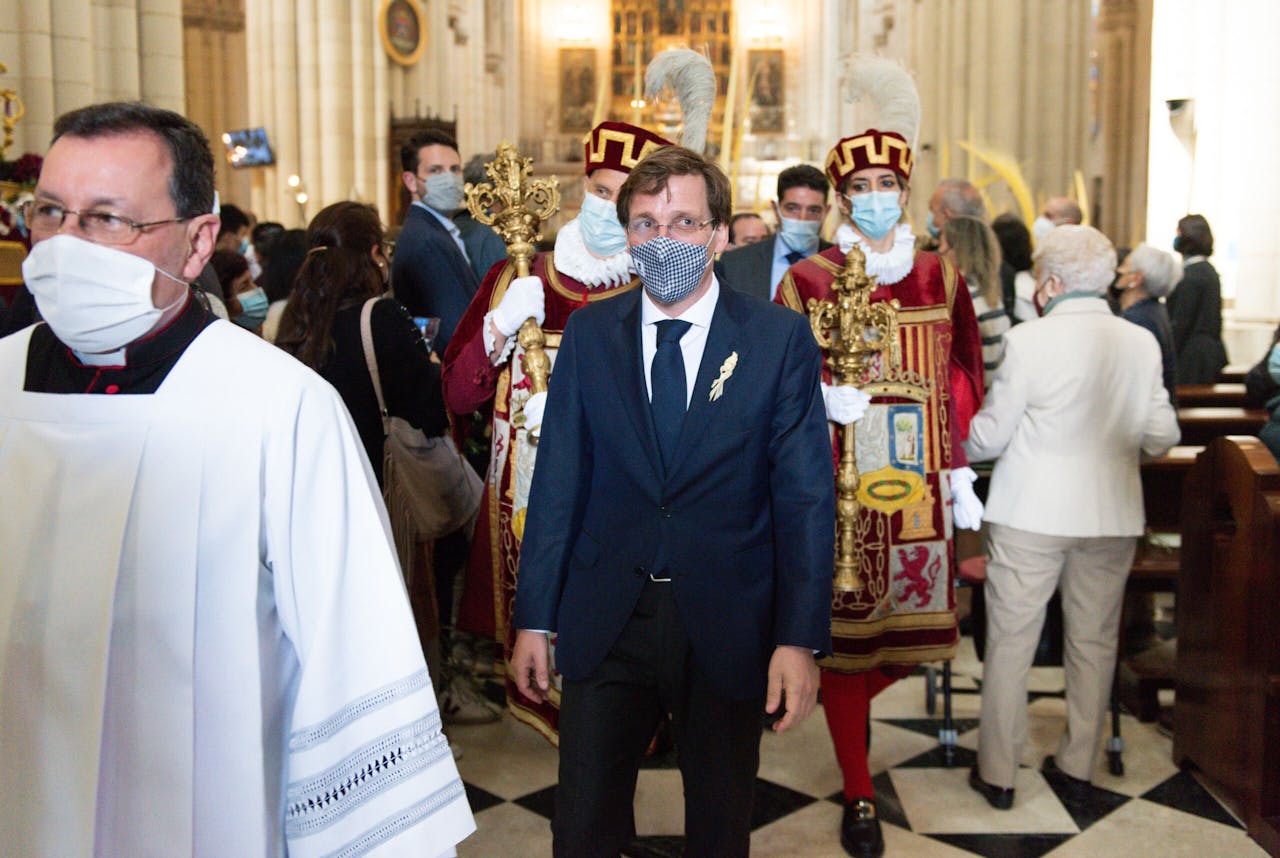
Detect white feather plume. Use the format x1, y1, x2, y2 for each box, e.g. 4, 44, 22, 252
841, 55, 920, 149
644, 48, 716, 154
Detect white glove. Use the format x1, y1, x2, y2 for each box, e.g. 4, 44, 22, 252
492, 276, 545, 337
522, 391, 548, 437
949, 466, 984, 531
821, 383, 872, 426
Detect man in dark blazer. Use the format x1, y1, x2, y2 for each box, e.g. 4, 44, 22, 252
511, 146, 835, 858
716, 163, 832, 302
391, 129, 479, 355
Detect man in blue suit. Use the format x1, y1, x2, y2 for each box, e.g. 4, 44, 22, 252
391, 129, 479, 355
716, 163, 832, 302
511, 146, 835, 857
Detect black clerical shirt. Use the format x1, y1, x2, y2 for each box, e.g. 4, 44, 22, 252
23, 291, 215, 395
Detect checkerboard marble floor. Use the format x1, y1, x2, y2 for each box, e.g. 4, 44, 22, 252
448, 637, 1267, 857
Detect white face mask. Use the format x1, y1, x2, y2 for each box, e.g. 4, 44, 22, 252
1032, 216, 1055, 242
22, 233, 188, 354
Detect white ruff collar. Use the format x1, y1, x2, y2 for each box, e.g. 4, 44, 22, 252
835, 222, 916, 286
553, 218, 634, 288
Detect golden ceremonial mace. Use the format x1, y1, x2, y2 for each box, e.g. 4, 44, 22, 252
464, 143, 561, 395
806, 245, 900, 591
0, 62, 25, 160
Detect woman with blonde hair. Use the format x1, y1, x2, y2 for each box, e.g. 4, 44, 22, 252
942, 215, 1011, 383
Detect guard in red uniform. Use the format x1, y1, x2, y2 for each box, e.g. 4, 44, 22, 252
776, 126, 985, 857
442, 121, 671, 743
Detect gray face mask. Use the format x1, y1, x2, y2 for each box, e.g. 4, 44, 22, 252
422, 172, 465, 213
630, 234, 714, 305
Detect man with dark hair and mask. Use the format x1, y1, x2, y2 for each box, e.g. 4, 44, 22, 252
442, 120, 672, 742
0, 101, 474, 856
509, 144, 835, 857
718, 163, 832, 301
392, 128, 479, 355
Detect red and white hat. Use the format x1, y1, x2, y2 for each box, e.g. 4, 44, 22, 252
825, 129, 914, 190
583, 121, 673, 176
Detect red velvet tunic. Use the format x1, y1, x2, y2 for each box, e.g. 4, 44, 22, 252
442, 252, 639, 744
776, 246, 983, 671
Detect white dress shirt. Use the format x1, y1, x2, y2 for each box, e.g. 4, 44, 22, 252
413, 199, 471, 264
640, 278, 720, 406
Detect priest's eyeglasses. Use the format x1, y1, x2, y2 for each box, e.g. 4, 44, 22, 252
23, 200, 190, 245
625, 216, 715, 241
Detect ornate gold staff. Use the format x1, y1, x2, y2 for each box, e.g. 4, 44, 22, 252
806, 245, 900, 590
463, 143, 561, 393
0, 62, 26, 160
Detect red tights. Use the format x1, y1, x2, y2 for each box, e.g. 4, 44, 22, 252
821, 668, 902, 801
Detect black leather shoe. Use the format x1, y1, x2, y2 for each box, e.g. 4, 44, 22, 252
1041, 755, 1091, 799
968, 766, 1015, 810
840, 798, 884, 858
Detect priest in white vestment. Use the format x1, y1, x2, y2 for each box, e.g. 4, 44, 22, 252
0, 102, 474, 856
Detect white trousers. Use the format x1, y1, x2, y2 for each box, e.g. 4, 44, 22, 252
977, 523, 1136, 787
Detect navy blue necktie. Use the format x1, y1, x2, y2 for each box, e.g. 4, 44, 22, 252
650, 319, 692, 472
785, 250, 805, 265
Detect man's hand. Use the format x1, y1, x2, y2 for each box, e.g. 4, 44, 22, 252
511, 629, 552, 703
764, 645, 819, 733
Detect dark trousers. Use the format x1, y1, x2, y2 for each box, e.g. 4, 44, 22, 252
554, 579, 765, 858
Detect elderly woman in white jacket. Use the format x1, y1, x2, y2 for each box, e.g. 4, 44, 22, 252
962, 225, 1180, 810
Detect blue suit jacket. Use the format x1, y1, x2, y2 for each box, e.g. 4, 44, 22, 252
513, 283, 835, 700
715, 235, 834, 302
391, 205, 479, 354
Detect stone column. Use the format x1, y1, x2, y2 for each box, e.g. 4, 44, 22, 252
1096, 0, 1152, 246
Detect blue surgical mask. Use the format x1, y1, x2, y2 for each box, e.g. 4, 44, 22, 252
847, 191, 901, 240
926, 211, 940, 239
777, 216, 821, 257
238, 237, 251, 255
1172, 235, 1184, 254
577, 192, 629, 256
233, 286, 269, 330
631, 233, 714, 305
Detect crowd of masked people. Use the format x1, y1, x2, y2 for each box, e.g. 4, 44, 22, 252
0, 101, 1260, 858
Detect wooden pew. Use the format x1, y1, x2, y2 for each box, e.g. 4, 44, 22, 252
1118, 446, 1201, 720
1175, 437, 1280, 858
1175, 383, 1247, 408
1176, 406, 1267, 446
1218, 364, 1250, 384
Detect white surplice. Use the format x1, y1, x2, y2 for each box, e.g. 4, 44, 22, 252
0, 321, 474, 857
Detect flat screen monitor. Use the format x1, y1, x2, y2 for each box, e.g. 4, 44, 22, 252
222, 128, 274, 168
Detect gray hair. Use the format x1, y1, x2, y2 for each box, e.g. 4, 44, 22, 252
1124, 243, 1181, 298
1032, 224, 1116, 294
937, 178, 985, 218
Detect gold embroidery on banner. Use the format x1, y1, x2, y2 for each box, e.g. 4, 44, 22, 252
831, 609, 957, 636
898, 484, 938, 540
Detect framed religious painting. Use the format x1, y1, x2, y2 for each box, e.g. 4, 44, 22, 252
380, 0, 427, 67
560, 48, 597, 134
747, 49, 784, 134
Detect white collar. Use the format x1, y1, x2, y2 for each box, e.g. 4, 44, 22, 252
553, 218, 634, 288
834, 222, 916, 285
1183, 255, 1207, 266
641, 277, 720, 330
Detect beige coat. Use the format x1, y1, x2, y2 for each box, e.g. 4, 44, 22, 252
964, 296, 1180, 537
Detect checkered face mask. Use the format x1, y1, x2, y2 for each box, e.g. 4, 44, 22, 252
630, 234, 714, 305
